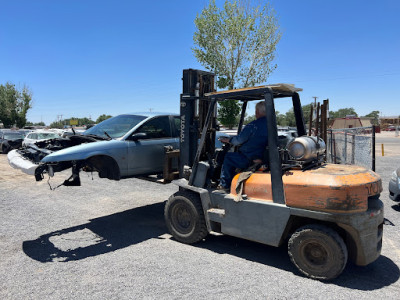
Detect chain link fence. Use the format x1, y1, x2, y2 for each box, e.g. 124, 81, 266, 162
326, 126, 375, 170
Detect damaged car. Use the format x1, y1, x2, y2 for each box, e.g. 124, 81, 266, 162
9, 113, 182, 185
9, 112, 231, 187
23, 130, 61, 147
0, 130, 25, 154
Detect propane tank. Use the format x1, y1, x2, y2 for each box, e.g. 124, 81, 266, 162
287, 136, 326, 161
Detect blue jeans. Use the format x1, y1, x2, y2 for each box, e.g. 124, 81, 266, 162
220, 152, 250, 189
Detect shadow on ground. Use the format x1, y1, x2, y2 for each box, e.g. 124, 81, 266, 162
23, 202, 167, 263
391, 204, 400, 212
193, 234, 399, 290
23, 202, 399, 290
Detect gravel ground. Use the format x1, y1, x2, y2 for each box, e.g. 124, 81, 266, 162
1, 132, 400, 299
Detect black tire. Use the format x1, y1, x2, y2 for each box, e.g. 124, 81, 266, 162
2, 144, 9, 154
288, 224, 348, 280
164, 191, 208, 244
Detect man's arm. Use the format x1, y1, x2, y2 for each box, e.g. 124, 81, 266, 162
220, 123, 255, 146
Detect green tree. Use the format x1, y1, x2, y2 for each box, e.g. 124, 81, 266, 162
302, 104, 312, 128
329, 108, 358, 119
219, 100, 241, 128
193, 0, 281, 128
96, 114, 112, 123
50, 117, 96, 128
283, 104, 312, 128
0, 82, 32, 128
285, 109, 296, 127
26, 121, 45, 126
244, 114, 256, 125
49, 121, 63, 128
276, 112, 287, 126
363, 110, 380, 125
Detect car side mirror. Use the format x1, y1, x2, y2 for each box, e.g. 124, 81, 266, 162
129, 132, 147, 141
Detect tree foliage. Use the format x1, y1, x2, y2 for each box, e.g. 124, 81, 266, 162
193, 0, 281, 128
49, 117, 95, 128
218, 100, 241, 128
276, 111, 287, 126
96, 114, 112, 123
281, 104, 313, 127
329, 107, 357, 119
244, 113, 256, 125
0, 82, 32, 128
26, 121, 45, 127
363, 110, 379, 125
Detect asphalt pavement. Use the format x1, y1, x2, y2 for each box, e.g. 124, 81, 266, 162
1, 132, 400, 299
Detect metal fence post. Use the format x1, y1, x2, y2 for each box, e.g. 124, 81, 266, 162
372, 125, 376, 172
351, 133, 355, 164
344, 129, 348, 164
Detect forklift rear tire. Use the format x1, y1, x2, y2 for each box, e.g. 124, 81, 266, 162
164, 191, 208, 244
288, 224, 348, 280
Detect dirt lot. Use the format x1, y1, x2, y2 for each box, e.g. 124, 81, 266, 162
1, 132, 400, 299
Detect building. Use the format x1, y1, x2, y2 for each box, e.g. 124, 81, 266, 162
330, 116, 373, 129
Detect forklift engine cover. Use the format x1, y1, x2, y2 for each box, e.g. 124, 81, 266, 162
231, 163, 382, 213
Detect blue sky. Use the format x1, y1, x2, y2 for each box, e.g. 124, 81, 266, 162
0, 0, 399, 125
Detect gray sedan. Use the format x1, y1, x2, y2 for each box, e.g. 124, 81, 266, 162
9, 113, 230, 184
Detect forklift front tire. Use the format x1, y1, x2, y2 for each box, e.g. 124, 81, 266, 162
288, 224, 348, 280
164, 191, 208, 244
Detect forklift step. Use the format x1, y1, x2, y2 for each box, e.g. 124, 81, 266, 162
207, 208, 225, 222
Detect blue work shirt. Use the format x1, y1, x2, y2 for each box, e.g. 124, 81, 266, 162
229, 116, 268, 160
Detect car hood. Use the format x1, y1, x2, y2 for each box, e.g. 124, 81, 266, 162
41, 140, 124, 163
7, 138, 23, 143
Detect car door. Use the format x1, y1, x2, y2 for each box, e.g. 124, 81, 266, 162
126, 116, 179, 176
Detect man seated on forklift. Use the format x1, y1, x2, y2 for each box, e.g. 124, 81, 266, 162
218, 101, 268, 191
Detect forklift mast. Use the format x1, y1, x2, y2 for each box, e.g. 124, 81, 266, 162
180, 69, 216, 176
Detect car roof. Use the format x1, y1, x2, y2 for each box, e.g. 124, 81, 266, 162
28, 130, 59, 134
2, 129, 23, 133
120, 112, 178, 118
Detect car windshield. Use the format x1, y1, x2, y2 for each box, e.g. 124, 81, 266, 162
83, 115, 147, 139
37, 133, 59, 139
4, 132, 24, 140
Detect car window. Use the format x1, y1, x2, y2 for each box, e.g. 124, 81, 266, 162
37, 133, 58, 139
172, 116, 180, 137
135, 116, 172, 139
4, 132, 24, 139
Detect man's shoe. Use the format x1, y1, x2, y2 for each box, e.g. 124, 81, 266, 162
216, 185, 230, 193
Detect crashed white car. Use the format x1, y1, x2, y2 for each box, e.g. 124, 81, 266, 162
23, 131, 60, 147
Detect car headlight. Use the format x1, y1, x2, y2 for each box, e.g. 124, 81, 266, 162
391, 171, 398, 182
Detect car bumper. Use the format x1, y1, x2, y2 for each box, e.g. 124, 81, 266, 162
389, 179, 400, 201
7, 150, 38, 175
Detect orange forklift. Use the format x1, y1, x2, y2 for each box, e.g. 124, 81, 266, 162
164, 69, 383, 280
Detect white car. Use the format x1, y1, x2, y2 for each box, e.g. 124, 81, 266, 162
23, 131, 60, 147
